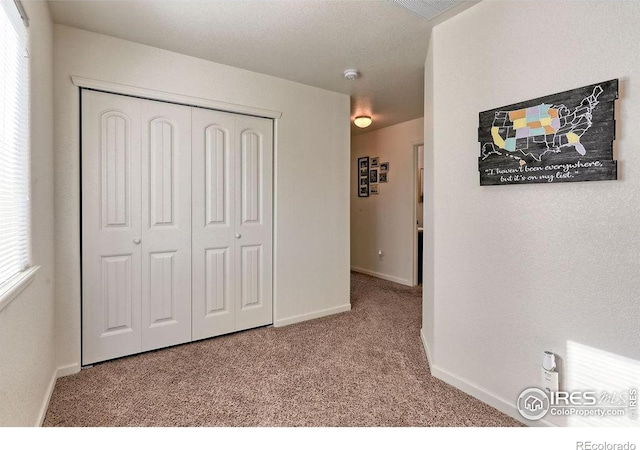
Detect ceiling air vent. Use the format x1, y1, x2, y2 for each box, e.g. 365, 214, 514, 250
390, 0, 462, 20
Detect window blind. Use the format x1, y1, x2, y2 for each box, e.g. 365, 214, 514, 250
0, 0, 30, 287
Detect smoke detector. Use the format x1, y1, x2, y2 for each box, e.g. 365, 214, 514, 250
344, 69, 359, 81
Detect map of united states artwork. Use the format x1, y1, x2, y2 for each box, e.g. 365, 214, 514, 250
478, 80, 618, 185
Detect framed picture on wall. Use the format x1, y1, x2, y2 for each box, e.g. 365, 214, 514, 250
369, 169, 378, 183
380, 162, 389, 172
379, 172, 388, 183
370, 184, 379, 194
371, 157, 380, 168
358, 156, 369, 197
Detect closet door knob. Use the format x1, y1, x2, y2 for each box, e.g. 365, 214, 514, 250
133, 238, 141, 244
235, 234, 241, 239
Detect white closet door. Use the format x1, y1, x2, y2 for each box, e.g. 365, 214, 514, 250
83, 91, 273, 362
191, 108, 236, 340
191, 109, 273, 339
82, 90, 142, 365
234, 115, 273, 330
140, 100, 192, 351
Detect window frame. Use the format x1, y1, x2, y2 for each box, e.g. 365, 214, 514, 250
0, 0, 38, 310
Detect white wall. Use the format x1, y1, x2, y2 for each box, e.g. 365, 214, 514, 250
423, 1, 640, 426
54, 25, 351, 372
351, 118, 423, 286
0, 1, 56, 426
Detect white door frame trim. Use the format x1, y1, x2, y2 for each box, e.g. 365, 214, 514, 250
71, 76, 283, 119
411, 141, 424, 287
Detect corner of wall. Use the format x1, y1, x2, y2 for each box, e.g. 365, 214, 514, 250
422, 30, 435, 356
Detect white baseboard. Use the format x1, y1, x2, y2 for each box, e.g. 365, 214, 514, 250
36, 363, 81, 427
419, 328, 554, 427
36, 369, 57, 427
350, 266, 413, 287
420, 327, 434, 368
57, 362, 81, 378
274, 303, 351, 327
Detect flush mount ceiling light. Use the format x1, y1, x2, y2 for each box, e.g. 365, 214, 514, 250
354, 116, 372, 128
344, 69, 359, 81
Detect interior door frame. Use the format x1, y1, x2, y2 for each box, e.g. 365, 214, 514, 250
76, 77, 281, 366
411, 141, 424, 287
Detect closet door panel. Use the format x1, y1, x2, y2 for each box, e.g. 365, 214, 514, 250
82, 90, 142, 365
234, 115, 273, 330
141, 101, 192, 351
192, 108, 236, 340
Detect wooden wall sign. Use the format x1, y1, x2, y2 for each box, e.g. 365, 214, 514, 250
478, 79, 618, 186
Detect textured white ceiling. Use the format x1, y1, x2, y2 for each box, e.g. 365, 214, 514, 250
48, 0, 474, 134
392, 0, 461, 19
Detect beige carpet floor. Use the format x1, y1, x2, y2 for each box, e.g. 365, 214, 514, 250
44, 272, 521, 427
